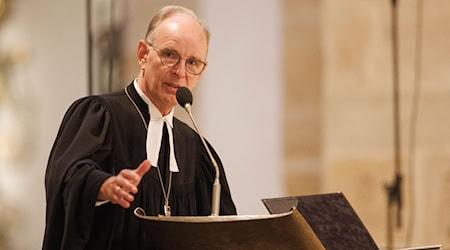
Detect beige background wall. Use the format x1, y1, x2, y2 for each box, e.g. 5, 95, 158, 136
284, 0, 450, 248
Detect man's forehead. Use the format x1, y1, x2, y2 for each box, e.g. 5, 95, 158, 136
154, 14, 204, 40
151, 16, 207, 57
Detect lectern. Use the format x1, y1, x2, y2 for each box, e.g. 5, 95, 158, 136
134, 207, 325, 250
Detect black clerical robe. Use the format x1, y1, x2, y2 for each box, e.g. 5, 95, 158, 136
43, 83, 237, 250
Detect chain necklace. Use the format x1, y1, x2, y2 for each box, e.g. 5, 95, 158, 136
125, 87, 173, 216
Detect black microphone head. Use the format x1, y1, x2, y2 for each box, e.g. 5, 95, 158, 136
176, 87, 193, 107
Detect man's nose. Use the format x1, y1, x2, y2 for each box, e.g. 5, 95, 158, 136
172, 60, 187, 78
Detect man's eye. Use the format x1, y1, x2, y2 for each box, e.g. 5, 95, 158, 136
162, 50, 177, 59
186, 59, 199, 66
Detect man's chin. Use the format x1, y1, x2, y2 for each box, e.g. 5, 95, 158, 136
165, 96, 178, 108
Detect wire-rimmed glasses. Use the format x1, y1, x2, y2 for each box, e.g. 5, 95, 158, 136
146, 42, 207, 75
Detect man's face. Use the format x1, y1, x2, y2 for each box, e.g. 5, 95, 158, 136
137, 14, 208, 114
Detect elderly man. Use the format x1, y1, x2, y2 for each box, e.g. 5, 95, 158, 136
43, 5, 236, 249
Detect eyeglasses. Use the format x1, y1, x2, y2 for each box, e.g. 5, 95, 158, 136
146, 42, 207, 75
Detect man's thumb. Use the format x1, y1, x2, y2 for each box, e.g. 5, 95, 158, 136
135, 160, 151, 177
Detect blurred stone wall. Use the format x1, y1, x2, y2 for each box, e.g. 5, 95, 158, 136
284, 0, 450, 248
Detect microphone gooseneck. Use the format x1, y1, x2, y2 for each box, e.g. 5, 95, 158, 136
176, 87, 221, 216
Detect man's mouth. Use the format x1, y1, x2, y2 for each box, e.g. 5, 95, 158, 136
164, 82, 181, 93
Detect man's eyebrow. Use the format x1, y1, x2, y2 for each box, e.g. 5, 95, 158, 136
159, 46, 204, 60
160, 47, 178, 52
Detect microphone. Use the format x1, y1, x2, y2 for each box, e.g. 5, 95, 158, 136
176, 87, 221, 216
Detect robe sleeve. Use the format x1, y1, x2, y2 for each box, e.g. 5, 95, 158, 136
43, 96, 114, 250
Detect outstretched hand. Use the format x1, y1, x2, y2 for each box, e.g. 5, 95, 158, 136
97, 160, 151, 208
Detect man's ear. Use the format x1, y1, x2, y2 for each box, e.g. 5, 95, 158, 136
137, 40, 149, 65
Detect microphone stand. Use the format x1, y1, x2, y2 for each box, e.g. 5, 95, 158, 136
183, 103, 221, 216
385, 0, 403, 249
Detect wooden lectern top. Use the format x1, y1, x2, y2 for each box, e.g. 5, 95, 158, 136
134, 207, 325, 250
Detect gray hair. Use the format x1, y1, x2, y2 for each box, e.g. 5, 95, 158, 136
144, 5, 210, 46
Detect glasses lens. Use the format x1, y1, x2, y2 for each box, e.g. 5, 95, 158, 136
186, 59, 205, 75
159, 49, 179, 66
